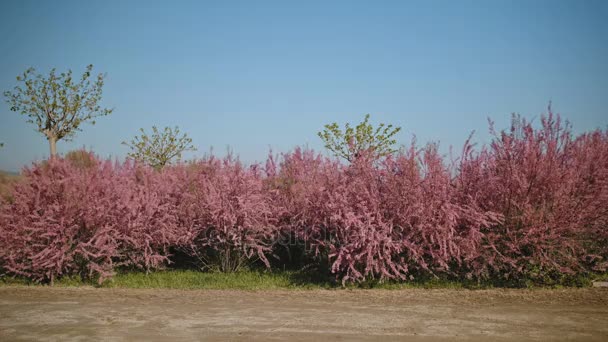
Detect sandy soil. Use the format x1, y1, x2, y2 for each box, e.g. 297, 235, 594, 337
0, 287, 607, 341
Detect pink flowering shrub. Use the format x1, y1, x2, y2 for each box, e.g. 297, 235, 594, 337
460, 110, 608, 281
108, 162, 184, 273
382, 143, 502, 280
571, 130, 608, 269
0, 111, 606, 285
174, 156, 279, 272
271, 145, 500, 284
270, 111, 607, 284
0, 154, 182, 284
0, 156, 121, 284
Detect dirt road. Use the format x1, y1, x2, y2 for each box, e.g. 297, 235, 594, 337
1, 287, 607, 341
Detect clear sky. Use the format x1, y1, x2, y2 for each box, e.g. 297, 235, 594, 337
0, 0, 607, 171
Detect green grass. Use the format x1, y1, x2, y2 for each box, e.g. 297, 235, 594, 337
103, 271, 477, 290
1, 269, 605, 290
0, 270, 334, 290
104, 270, 333, 290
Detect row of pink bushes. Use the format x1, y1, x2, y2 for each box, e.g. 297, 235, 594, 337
1, 112, 607, 284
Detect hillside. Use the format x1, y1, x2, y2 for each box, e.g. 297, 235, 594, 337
0, 169, 21, 199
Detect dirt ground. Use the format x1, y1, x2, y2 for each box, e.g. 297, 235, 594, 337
0, 287, 607, 341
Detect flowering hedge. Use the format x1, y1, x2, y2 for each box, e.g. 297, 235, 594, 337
1, 112, 606, 284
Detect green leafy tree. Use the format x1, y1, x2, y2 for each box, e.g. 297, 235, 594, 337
4, 65, 113, 157
318, 114, 401, 162
123, 126, 196, 169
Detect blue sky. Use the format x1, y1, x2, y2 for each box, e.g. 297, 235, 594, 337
1, 0, 607, 171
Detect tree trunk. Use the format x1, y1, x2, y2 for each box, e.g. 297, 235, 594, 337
48, 136, 57, 157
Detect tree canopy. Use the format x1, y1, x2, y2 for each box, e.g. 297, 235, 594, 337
123, 126, 196, 169
4, 64, 113, 157
318, 114, 401, 162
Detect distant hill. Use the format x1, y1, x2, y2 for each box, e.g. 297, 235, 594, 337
0, 169, 21, 198
0, 170, 20, 177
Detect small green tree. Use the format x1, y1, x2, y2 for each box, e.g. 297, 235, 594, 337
123, 126, 196, 169
318, 114, 401, 162
4, 65, 113, 157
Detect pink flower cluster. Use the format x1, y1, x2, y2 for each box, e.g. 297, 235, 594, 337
1, 111, 607, 284
0, 158, 185, 284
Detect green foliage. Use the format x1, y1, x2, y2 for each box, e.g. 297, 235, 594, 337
2, 270, 603, 289
3, 65, 113, 156
0, 270, 332, 289
318, 114, 401, 162
104, 270, 311, 290
122, 126, 196, 169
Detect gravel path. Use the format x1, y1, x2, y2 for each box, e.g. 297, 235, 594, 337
1, 287, 607, 341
